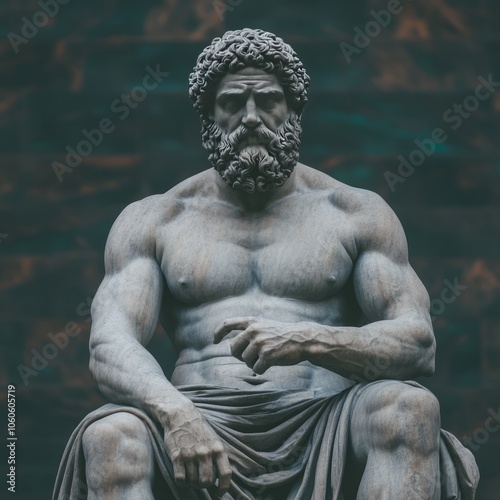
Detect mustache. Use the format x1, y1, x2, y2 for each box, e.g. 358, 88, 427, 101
226, 125, 277, 147
202, 112, 302, 193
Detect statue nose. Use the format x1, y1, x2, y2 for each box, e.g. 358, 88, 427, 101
242, 99, 261, 128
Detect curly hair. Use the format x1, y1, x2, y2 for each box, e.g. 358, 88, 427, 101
188, 28, 310, 120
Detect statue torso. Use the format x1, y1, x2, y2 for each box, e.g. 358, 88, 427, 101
155, 166, 363, 392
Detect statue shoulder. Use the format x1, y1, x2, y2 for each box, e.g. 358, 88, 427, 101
296, 163, 338, 191
329, 183, 388, 215
325, 181, 406, 253
105, 195, 165, 261
106, 170, 214, 256
117, 170, 212, 226
297, 165, 396, 226
165, 168, 215, 202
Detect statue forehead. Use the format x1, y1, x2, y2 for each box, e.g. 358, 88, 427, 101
216, 67, 284, 94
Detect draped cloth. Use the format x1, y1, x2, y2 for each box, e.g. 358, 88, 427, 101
53, 381, 479, 500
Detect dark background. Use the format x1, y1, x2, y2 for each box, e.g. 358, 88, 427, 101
1, 0, 499, 498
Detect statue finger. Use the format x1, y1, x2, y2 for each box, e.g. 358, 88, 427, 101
197, 453, 215, 488
240, 343, 260, 367
213, 317, 257, 343
214, 453, 232, 496
229, 333, 252, 359
172, 460, 187, 487
184, 459, 199, 487
253, 357, 270, 375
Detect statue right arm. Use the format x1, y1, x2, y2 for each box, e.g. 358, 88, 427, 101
88, 200, 191, 424
89, 200, 231, 493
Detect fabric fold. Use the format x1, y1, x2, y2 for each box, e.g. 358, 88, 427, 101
53, 382, 479, 500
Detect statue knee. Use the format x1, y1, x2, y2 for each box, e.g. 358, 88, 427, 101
82, 412, 149, 456
370, 385, 440, 453
82, 413, 153, 488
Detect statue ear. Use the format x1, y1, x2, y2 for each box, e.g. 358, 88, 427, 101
206, 104, 215, 122
284, 96, 302, 121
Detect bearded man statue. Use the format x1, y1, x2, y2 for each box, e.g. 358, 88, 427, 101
53, 29, 479, 500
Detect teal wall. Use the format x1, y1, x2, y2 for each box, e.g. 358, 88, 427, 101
1, 1, 499, 498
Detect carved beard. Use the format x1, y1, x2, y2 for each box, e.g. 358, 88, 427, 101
202, 113, 302, 193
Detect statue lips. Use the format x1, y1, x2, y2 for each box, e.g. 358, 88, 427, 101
239, 136, 262, 148
233, 125, 274, 148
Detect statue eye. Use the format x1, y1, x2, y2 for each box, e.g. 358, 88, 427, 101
220, 96, 243, 113
257, 94, 282, 110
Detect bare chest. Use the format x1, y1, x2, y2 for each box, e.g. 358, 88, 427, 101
159, 199, 356, 304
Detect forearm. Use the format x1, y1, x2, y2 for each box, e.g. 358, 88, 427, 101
303, 318, 435, 381
90, 334, 194, 427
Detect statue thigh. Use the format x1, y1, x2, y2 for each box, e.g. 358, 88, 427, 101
82, 412, 155, 489
349, 380, 441, 469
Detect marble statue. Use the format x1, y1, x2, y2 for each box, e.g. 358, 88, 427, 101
54, 28, 479, 499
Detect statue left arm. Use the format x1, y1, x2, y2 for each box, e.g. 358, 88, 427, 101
214, 194, 435, 381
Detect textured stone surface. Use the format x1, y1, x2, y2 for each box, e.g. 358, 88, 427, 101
1, 1, 498, 498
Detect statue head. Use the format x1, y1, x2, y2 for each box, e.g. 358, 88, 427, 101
189, 29, 311, 193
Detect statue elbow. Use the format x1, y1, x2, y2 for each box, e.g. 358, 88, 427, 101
88, 337, 104, 381
88, 356, 97, 378
420, 357, 435, 377
418, 342, 436, 377
404, 328, 436, 378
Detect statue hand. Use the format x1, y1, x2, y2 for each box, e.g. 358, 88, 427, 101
164, 403, 232, 496
214, 317, 309, 374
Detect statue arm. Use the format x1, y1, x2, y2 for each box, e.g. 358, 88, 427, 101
215, 193, 435, 381
305, 194, 436, 380
88, 200, 194, 425
89, 200, 232, 493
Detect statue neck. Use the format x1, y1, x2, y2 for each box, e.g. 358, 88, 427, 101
213, 167, 298, 212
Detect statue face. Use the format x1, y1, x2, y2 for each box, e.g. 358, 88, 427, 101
213, 67, 289, 139
206, 67, 302, 194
